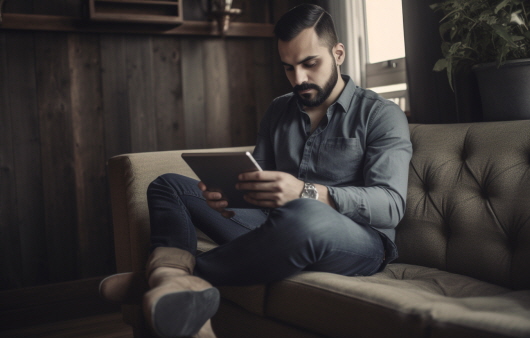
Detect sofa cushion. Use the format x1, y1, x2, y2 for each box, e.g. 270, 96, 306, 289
264, 264, 530, 338
398, 122, 530, 290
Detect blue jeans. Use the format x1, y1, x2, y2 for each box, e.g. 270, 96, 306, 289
147, 174, 393, 286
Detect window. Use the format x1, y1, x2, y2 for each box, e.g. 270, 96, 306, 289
364, 0, 408, 112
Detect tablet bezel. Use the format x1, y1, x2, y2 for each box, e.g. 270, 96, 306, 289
181, 151, 262, 208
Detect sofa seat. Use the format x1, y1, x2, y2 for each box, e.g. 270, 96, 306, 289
236, 264, 529, 338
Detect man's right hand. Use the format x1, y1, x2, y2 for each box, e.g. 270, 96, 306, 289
198, 181, 235, 219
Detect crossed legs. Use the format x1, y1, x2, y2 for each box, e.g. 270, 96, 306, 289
101, 173, 386, 337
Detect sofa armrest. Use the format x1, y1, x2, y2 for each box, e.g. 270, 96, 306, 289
107, 146, 254, 273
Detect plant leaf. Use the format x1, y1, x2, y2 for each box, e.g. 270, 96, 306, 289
447, 57, 454, 91
492, 24, 518, 46
495, 0, 512, 14
439, 21, 454, 38
433, 58, 448, 71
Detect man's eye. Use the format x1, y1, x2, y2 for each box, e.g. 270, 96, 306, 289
304, 62, 317, 68
284, 66, 294, 71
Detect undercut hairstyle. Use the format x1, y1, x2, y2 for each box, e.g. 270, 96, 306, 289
274, 4, 338, 51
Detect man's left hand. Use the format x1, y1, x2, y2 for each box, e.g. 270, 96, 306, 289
236, 171, 304, 208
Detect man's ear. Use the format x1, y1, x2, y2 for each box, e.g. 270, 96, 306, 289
333, 43, 345, 66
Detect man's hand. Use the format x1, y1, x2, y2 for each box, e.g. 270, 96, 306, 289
236, 171, 304, 208
198, 181, 235, 219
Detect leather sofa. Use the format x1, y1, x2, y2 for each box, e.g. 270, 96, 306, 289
107, 121, 530, 338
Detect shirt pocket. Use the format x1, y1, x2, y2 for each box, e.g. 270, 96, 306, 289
316, 138, 364, 181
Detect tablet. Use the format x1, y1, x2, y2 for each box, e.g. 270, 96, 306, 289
181, 151, 262, 208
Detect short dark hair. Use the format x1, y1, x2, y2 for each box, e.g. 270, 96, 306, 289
274, 4, 338, 51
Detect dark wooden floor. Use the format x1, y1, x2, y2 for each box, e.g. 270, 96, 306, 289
0, 312, 133, 338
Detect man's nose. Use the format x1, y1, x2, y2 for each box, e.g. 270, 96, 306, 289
294, 68, 308, 85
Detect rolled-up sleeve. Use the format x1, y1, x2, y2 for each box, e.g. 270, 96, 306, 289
328, 103, 412, 230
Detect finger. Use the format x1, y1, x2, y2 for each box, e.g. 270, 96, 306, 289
239, 170, 277, 182
243, 194, 279, 208
203, 190, 224, 201
236, 181, 278, 192
221, 210, 235, 219
208, 199, 228, 210
245, 191, 280, 201
198, 181, 207, 191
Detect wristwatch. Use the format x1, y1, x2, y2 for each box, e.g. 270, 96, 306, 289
300, 182, 319, 200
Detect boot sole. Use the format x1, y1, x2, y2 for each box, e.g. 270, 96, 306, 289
150, 287, 220, 338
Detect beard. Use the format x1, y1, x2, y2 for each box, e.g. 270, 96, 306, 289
293, 60, 339, 108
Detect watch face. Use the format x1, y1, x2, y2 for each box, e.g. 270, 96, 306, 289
302, 183, 318, 199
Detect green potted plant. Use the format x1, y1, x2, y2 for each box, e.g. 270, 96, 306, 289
431, 0, 530, 121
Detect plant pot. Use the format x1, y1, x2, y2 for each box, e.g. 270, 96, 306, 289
472, 59, 530, 121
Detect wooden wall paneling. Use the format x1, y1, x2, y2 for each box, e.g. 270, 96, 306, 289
35, 31, 78, 283
271, 0, 291, 24
100, 34, 131, 159
271, 41, 292, 101
151, 36, 186, 151
237, 0, 272, 23
202, 38, 231, 148
182, 0, 206, 21
32, 0, 83, 17
4, 31, 47, 288
0, 32, 23, 290
226, 38, 257, 146
68, 33, 113, 278
3, 0, 33, 13
180, 38, 207, 149
125, 35, 157, 153
253, 39, 276, 129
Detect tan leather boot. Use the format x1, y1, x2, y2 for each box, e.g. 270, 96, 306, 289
143, 247, 219, 338
99, 271, 149, 304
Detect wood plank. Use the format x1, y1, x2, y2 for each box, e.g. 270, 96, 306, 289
151, 36, 186, 151
4, 31, 48, 287
0, 32, 22, 290
0, 312, 132, 338
34, 31, 78, 283
32, 0, 83, 17
226, 38, 257, 146
0, 277, 120, 330
253, 39, 276, 129
202, 38, 231, 148
180, 38, 206, 149
125, 35, 157, 152
2, 0, 33, 13
237, 0, 272, 23
100, 34, 132, 159
0, 14, 275, 37
68, 33, 113, 278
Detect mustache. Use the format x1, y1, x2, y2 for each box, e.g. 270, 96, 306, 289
293, 82, 321, 92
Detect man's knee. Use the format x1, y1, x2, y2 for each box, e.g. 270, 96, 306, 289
269, 199, 337, 238
148, 174, 198, 197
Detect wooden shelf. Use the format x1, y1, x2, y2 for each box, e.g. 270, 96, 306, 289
88, 0, 182, 25
0, 13, 274, 37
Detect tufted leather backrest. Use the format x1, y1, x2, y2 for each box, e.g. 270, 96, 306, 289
396, 121, 530, 290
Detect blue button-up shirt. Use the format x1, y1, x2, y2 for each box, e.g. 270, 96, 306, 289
253, 75, 412, 243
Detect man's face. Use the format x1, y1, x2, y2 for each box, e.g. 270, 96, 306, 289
278, 28, 339, 107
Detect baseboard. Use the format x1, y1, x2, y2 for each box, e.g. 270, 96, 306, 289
0, 276, 120, 330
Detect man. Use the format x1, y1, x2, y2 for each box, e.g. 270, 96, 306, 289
100, 4, 412, 338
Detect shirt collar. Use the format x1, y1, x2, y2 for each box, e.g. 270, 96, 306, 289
334, 75, 356, 114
